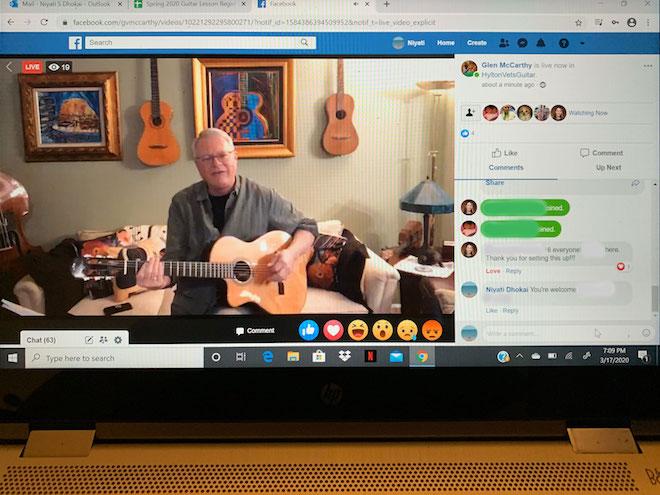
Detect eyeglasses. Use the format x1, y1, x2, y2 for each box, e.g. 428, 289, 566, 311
195, 151, 235, 166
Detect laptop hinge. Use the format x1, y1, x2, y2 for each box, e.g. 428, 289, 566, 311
22, 429, 96, 458
567, 427, 639, 454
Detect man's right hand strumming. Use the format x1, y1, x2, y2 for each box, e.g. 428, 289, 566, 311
136, 255, 172, 290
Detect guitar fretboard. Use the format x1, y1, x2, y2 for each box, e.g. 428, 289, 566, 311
239, 71, 248, 109
150, 57, 161, 121
336, 58, 344, 112
163, 260, 241, 279
87, 259, 248, 280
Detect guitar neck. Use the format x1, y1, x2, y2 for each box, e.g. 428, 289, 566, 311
163, 260, 238, 279
93, 259, 246, 280
337, 58, 344, 95
150, 58, 161, 120
239, 71, 248, 109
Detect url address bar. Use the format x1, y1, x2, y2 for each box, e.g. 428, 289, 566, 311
84, 35, 316, 50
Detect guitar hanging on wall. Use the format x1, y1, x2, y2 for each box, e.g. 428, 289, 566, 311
215, 71, 269, 142
322, 58, 359, 156
137, 58, 181, 166
0, 172, 39, 268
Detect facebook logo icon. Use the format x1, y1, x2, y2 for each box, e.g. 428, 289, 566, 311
68, 36, 83, 50
257, 0, 266, 7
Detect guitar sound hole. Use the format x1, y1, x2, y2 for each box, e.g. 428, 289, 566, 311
233, 261, 252, 282
335, 110, 346, 120
152, 117, 162, 126
237, 110, 252, 126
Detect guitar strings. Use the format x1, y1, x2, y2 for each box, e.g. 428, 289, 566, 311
0, 209, 12, 250
84, 259, 293, 274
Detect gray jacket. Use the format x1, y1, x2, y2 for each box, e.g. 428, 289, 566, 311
164, 176, 317, 315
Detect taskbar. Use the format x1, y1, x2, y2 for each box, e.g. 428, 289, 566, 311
0, 344, 657, 369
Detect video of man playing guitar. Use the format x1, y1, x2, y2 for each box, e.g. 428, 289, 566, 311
5, 57, 453, 319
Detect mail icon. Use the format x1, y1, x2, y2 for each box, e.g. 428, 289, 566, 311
389, 350, 404, 363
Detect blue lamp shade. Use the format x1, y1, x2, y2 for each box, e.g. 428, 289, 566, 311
399, 179, 454, 214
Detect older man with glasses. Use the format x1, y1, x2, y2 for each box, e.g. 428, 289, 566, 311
136, 128, 317, 315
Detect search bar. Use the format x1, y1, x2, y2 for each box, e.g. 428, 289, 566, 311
26, 347, 201, 368
84, 35, 316, 50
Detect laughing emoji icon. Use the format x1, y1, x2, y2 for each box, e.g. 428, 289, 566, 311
347, 319, 369, 341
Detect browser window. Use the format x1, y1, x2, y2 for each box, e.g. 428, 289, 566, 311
0, 0, 658, 369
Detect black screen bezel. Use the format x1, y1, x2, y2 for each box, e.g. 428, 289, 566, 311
1, 366, 658, 430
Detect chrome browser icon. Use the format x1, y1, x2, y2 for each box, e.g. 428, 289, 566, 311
415, 351, 429, 363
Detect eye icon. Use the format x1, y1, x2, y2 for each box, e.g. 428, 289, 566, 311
47, 62, 60, 72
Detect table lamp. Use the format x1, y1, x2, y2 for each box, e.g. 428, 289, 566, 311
399, 153, 454, 266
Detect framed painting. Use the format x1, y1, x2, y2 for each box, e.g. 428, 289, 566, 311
18, 72, 121, 162
192, 59, 295, 158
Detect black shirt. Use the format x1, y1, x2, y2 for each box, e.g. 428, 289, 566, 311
208, 193, 231, 306
209, 193, 230, 232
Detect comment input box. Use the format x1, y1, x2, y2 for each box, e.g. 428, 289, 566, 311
483, 325, 655, 345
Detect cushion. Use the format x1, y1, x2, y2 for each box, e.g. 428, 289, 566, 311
22, 239, 84, 316
435, 288, 455, 314
335, 229, 369, 307
307, 228, 369, 309
210, 288, 368, 315
317, 220, 344, 237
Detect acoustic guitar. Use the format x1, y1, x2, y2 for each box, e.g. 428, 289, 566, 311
137, 58, 181, 166
71, 231, 309, 314
215, 71, 269, 142
322, 58, 359, 156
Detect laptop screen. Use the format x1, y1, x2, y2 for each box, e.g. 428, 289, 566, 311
0, 0, 658, 372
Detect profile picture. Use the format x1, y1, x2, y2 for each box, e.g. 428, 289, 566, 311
500, 104, 516, 121
534, 104, 550, 121
461, 220, 477, 237
517, 105, 532, 121
461, 199, 477, 215
461, 325, 478, 342
461, 60, 478, 77
461, 242, 478, 258
461, 282, 478, 298
482, 105, 499, 121
551, 105, 566, 121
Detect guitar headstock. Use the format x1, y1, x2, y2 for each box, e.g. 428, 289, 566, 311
70, 256, 117, 281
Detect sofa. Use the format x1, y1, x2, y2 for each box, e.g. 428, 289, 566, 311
13, 220, 400, 316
